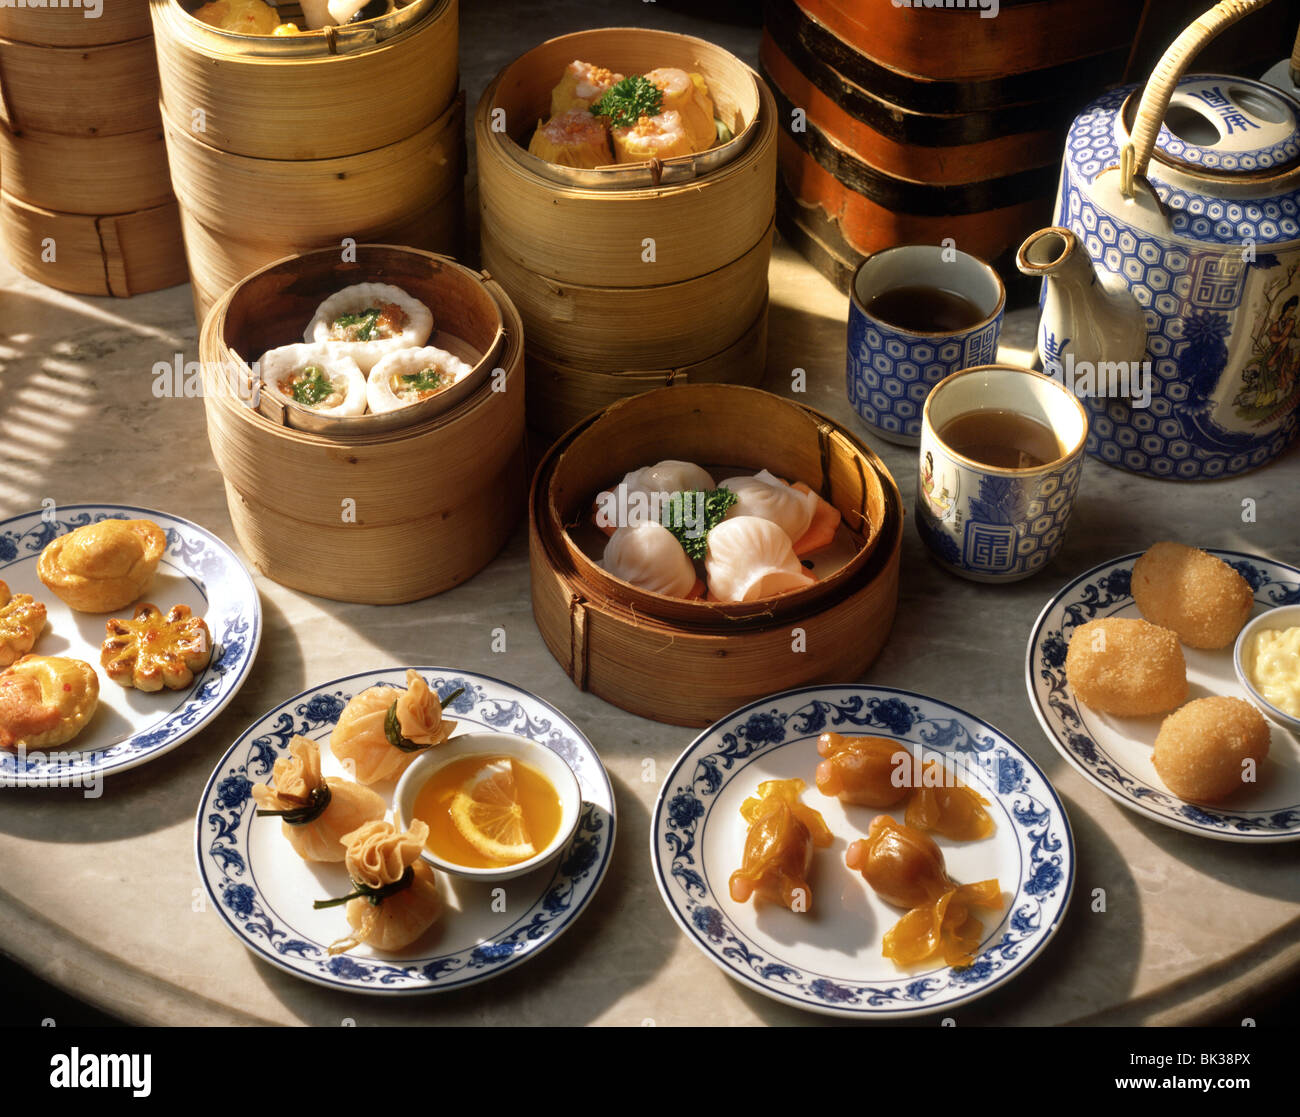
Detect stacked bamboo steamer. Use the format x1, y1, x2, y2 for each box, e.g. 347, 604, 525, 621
761, 0, 1145, 293
0, 2, 187, 295
151, 0, 464, 321
477, 28, 778, 438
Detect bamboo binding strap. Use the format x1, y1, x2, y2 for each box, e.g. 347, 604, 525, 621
1122, 0, 1272, 198
568, 594, 589, 689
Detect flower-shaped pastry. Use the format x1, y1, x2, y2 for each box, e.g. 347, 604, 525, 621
0, 580, 47, 668
39, 519, 166, 613
0, 655, 99, 750
101, 604, 212, 692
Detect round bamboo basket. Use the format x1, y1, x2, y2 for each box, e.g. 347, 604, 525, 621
149, 0, 459, 160
0, 35, 160, 136
199, 244, 526, 605
0, 123, 172, 214
0, 3, 153, 46
530, 383, 903, 726
0, 190, 187, 296
477, 27, 777, 288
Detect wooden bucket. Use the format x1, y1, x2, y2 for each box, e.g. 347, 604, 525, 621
149, 0, 459, 160
0, 34, 160, 135
0, 2, 153, 46
0, 190, 187, 296
199, 244, 527, 605
529, 383, 902, 726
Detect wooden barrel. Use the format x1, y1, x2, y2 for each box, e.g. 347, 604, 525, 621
199, 245, 527, 605
530, 383, 902, 727
476, 27, 777, 436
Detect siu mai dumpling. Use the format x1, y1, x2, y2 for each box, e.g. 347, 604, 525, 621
529, 108, 614, 169
643, 67, 716, 151
251, 735, 387, 862
601, 522, 698, 598
304, 283, 434, 373
550, 60, 624, 116
330, 669, 458, 785
612, 109, 695, 164
729, 778, 832, 911
705, 516, 816, 602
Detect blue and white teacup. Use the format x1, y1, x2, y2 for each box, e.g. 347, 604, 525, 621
847, 244, 1005, 446
916, 365, 1089, 583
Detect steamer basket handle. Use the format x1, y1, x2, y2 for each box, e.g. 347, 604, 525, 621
1123, 0, 1272, 197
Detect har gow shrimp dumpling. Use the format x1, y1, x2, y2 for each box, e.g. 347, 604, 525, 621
705, 516, 815, 602
1132, 541, 1253, 650
304, 283, 433, 373
1065, 617, 1187, 716
601, 522, 696, 598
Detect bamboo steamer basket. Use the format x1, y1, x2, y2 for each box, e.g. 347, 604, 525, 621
477, 27, 776, 288
0, 34, 160, 135
0, 2, 153, 46
0, 122, 172, 214
529, 383, 902, 726
525, 300, 768, 439
199, 244, 526, 605
150, 0, 458, 160
0, 189, 186, 295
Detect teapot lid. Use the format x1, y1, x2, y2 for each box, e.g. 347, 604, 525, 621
1131, 75, 1300, 176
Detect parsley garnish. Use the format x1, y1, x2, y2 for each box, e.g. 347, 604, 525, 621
659, 487, 738, 560
400, 368, 445, 394
289, 365, 334, 406
590, 75, 664, 129
333, 307, 382, 341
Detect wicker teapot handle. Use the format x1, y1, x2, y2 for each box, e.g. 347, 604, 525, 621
1290, 17, 1300, 87
1122, 0, 1273, 197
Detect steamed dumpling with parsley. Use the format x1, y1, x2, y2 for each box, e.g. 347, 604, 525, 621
366, 346, 474, 414
601, 522, 698, 598
304, 283, 433, 373
722, 471, 818, 548
705, 516, 816, 602
260, 344, 366, 418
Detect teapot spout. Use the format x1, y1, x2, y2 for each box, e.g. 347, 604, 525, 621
1017, 226, 1149, 392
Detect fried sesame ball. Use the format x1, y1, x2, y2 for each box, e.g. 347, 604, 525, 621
1132, 541, 1254, 649
1152, 696, 1270, 803
1065, 617, 1188, 716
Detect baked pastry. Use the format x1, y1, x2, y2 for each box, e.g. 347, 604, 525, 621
38, 519, 166, 613
0, 655, 99, 750
101, 604, 212, 692
0, 580, 47, 668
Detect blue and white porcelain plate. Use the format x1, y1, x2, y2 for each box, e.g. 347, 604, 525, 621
1027, 551, 1300, 842
195, 668, 615, 993
651, 685, 1074, 1018
0, 504, 260, 784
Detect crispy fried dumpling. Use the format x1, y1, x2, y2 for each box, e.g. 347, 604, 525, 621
643, 67, 716, 151
729, 778, 832, 911
330, 669, 458, 784
0, 581, 46, 668
326, 819, 443, 954
252, 735, 387, 862
0, 655, 99, 750
550, 60, 624, 116
529, 108, 614, 169
705, 516, 816, 602
815, 732, 913, 808
611, 108, 695, 163
38, 518, 166, 614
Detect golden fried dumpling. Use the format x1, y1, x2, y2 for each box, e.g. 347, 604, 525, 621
529, 108, 614, 169
38, 519, 165, 614
1152, 696, 1271, 803
728, 778, 832, 911
101, 603, 212, 692
0, 655, 99, 750
1066, 617, 1188, 715
550, 60, 623, 116
0, 580, 46, 668
252, 735, 387, 862
330, 669, 458, 784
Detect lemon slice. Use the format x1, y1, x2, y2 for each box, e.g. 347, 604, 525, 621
449, 759, 536, 863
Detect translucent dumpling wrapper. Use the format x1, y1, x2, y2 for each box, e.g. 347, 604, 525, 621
601, 522, 697, 598
642, 67, 716, 152
259, 343, 367, 418
905, 781, 995, 842
705, 516, 816, 602
722, 470, 819, 548
729, 778, 832, 911
594, 459, 717, 535
366, 346, 474, 414
815, 732, 913, 808
612, 109, 695, 163
304, 283, 434, 373
330, 669, 458, 785
550, 60, 624, 116
328, 819, 443, 954
528, 108, 614, 169
251, 735, 387, 862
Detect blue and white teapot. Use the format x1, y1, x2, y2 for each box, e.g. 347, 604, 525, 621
1019, 0, 1300, 480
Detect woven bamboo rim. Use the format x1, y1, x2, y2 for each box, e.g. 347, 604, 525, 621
477, 30, 777, 287
0, 122, 172, 215
0, 3, 152, 46
0, 34, 160, 136
150, 0, 458, 159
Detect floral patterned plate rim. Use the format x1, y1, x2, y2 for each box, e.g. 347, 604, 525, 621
1026, 550, 1300, 842
651, 684, 1075, 1019
0, 503, 261, 783
195, 667, 616, 994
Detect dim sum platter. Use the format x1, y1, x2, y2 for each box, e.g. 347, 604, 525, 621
1027, 551, 1300, 842
0, 504, 260, 783
195, 667, 616, 993
651, 685, 1074, 1018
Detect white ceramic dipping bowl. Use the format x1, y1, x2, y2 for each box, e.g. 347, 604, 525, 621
394, 731, 584, 882
1234, 604, 1300, 736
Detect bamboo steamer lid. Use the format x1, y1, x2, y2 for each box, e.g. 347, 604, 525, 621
199, 244, 527, 605
150, 0, 459, 160
529, 383, 902, 726
0, 2, 153, 46
476, 26, 777, 288
0, 34, 160, 136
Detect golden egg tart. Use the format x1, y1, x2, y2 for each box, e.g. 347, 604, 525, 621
0, 580, 47, 668
102, 603, 212, 692
38, 518, 166, 614
0, 655, 99, 750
